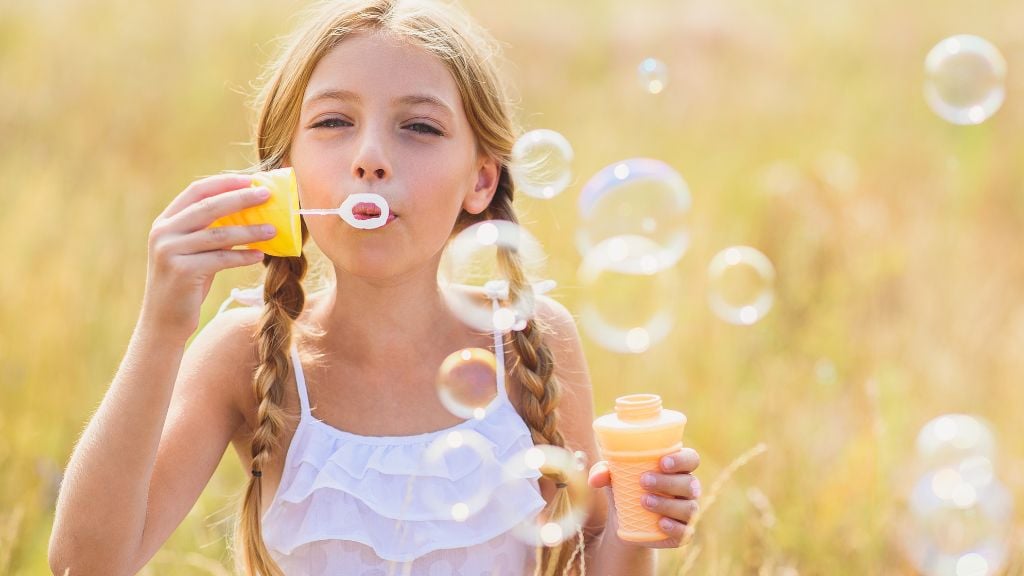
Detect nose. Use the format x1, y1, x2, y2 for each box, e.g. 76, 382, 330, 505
351, 129, 390, 182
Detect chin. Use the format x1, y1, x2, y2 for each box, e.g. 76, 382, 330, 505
332, 251, 407, 280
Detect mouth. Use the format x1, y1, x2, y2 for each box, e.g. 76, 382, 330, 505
351, 202, 399, 221
352, 202, 380, 219
340, 193, 393, 230
353, 213, 398, 224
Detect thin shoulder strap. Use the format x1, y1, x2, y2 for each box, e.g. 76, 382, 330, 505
289, 342, 312, 417
490, 297, 509, 401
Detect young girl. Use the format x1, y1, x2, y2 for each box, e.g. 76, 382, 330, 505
48, 1, 700, 574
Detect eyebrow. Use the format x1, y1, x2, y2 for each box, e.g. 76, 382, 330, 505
303, 88, 454, 117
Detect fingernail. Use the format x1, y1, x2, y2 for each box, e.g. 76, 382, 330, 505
261, 224, 277, 236
641, 473, 656, 488
660, 518, 675, 531
661, 456, 674, 470
643, 494, 659, 508
254, 187, 271, 199
691, 478, 702, 499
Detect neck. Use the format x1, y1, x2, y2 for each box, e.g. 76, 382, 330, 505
311, 264, 465, 367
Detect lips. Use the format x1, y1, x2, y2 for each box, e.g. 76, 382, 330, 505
352, 202, 381, 217
351, 202, 398, 223
354, 210, 397, 220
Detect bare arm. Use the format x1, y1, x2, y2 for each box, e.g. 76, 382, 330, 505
48, 307, 261, 576
48, 174, 276, 576
47, 319, 188, 574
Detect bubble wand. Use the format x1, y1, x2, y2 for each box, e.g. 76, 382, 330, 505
295, 192, 391, 230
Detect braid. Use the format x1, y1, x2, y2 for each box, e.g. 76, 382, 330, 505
234, 222, 310, 576
485, 178, 584, 576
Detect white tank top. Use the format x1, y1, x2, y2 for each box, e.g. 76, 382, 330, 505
260, 318, 546, 575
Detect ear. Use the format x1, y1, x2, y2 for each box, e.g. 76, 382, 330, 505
462, 154, 500, 215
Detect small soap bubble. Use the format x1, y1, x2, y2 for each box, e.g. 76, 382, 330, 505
577, 236, 678, 354
815, 150, 860, 195
436, 348, 499, 421
924, 35, 1006, 125
572, 450, 588, 471
439, 220, 548, 333
509, 129, 574, 199
577, 159, 691, 273
502, 445, 592, 547
815, 358, 838, 386
707, 246, 776, 325
637, 57, 668, 94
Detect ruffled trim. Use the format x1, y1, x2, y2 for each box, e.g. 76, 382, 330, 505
261, 400, 548, 561
264, 472, 545, 561
292, 397, 528, 473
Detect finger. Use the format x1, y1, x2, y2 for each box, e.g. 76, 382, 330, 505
641, 472, 700, 499
177, 223, 278, 255
641, 493, 699, 524
170, 185, 273, 234
659, 448, 700, 474
186, 248, 266, 274
160, 173, 256, 220
587, 460, 610, 489
657, 517, 688, 541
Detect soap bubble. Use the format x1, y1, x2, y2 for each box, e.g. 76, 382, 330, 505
509, 129, 574, 199
436, 348, 499, 421
901, 469, 1013, 575
439, 220, 547, 332
502, 445, 592, 547
577, 235, 678, 354
924, 35, 1006, 125
707, 246, 776, 325
421, 430, 499, 520
916, 414, 996, 469
638, 57, 668, 94
814, 358, 838, 386
814, 150, 860, 195
577, 159, 691, 273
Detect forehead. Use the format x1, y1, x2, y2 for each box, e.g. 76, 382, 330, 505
303, 32, 462, 113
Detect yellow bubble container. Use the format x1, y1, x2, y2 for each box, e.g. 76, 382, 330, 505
209, 167, 302, 257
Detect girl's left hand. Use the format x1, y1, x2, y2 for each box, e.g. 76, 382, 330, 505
587, 448, 701, 548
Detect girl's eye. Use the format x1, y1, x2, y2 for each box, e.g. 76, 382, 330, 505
313, 118, 350, 129
406, 122, 444, 136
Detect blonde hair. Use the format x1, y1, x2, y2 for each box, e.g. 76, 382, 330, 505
235, 1, 583, 574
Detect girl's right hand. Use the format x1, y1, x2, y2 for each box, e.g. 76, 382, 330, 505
140, 174, 278, 340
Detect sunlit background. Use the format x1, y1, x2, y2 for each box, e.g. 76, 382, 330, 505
3, 0, 1024, 573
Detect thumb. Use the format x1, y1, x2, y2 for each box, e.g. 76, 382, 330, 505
587, 460, 611, 489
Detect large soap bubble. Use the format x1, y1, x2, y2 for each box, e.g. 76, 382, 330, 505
577, 159, 692, 274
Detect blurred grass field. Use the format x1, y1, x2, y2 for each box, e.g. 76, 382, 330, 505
2, 0, 1024, 573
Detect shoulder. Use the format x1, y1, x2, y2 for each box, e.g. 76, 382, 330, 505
533, 293, 576, 331
191, 306, 262, 362
529, 294, 592, 427
529, 294, 610, 538
532, 294, 586, 386
184, 306, 264, 419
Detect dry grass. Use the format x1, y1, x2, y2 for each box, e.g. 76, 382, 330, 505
3, 0, 1023, 574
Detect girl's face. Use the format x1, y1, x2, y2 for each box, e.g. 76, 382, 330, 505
288, 32, 498, 280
